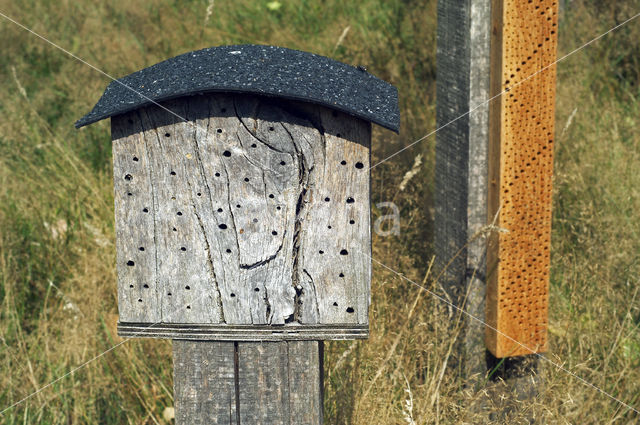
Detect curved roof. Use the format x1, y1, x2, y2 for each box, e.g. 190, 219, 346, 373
75, 44, 399, 132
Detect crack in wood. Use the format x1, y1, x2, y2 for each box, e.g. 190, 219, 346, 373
239, 231, 286, 270
187, 103, 225, 323
191, 188, 226, 323
263, 286, 272, 324
137, 109, 162, 320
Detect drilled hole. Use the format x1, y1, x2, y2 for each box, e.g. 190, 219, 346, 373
129, 284, 134, 288
215, 172, 221, 177
172, 227, 177, 232
251, 143, 257, 148
127, 260, 135, 266
349, 219, 355, 224
269, 194, 274, 199
346, 307, 354, 313
186, 305, 191, 309
276, 206, 281, 211
254, 287, 260, 292
219, 223, 227, 229
346, 197, 355, 204
269, 126, 275, 131
167, 292, 172, 296
143, 207, 149, 213
236, 204, 241, 208
185, 285, 190, 290
127, 192, 132, 196
226, 248, 232, 253
319, 250, 324, 254
197, 192, 202, 197
165, 132, 171, 137
327, 225, 332, 229
139, 247, 145, 251
217, 128, 222, 133
340, 249, 348, 255
133, 156, 139, 162
355, 162, 364, 169
333, 302, 338, 306
223, 150, 231, 157
177, 211, 183, 216
339, 272, 344, 278
244, 177, 249, 182
180, 247, 186, 252
280, 161, 286, 166
143, 284, 149, 288
217, 208, 223, 213
272, 231, 278, 236
340, 160, 347, 165
138, 298, 143, 303
124, 174, 132, 181
253, 218, 258, 223
230, 293, 236, 297
324, 197, 330, 202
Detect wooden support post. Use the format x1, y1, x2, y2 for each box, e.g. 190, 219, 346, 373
435, 0, 492, 380
436, 0, 558, 413
173, 340, 323, 424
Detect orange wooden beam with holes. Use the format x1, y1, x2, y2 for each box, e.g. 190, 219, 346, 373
486, 0, 558, 358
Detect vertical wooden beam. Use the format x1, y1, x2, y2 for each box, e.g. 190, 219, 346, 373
173, 341, 237, 424
435, 0, 492, 378
173, 340, 323, 425
486, 0, 558, 359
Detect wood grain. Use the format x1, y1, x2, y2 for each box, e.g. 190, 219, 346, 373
435, 0, 492, 378
173, 340, 237, 424
173, 340, 322, 425
486, 0, 558, 358
111, 93, 371, 338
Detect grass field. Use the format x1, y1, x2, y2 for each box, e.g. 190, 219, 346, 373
0, 0, 639, 423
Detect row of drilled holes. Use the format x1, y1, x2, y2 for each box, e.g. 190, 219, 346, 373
130, 283, 356, 314
126, 239, 358, 315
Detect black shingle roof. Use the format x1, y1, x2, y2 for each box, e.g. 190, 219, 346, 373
75, 44, 399, 132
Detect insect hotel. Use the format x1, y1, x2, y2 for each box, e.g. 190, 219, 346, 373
76, 44, 399, 423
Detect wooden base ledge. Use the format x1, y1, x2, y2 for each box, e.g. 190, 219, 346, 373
118, 322, 368, 341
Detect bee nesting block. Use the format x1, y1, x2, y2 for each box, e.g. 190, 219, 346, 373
76, 45, 399, 341
110, 94, 372, 338
486, 0, 558, 357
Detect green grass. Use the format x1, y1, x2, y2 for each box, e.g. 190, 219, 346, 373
0, 0, 639, 423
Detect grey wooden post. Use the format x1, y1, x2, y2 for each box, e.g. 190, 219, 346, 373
76, 45, 399, 424
435, 0, 492, 382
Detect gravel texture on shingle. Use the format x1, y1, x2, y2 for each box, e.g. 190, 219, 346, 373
75, 44, 399, 132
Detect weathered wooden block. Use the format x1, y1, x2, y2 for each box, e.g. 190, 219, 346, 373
486, 0, 558, 357
76, 45, 399, 341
